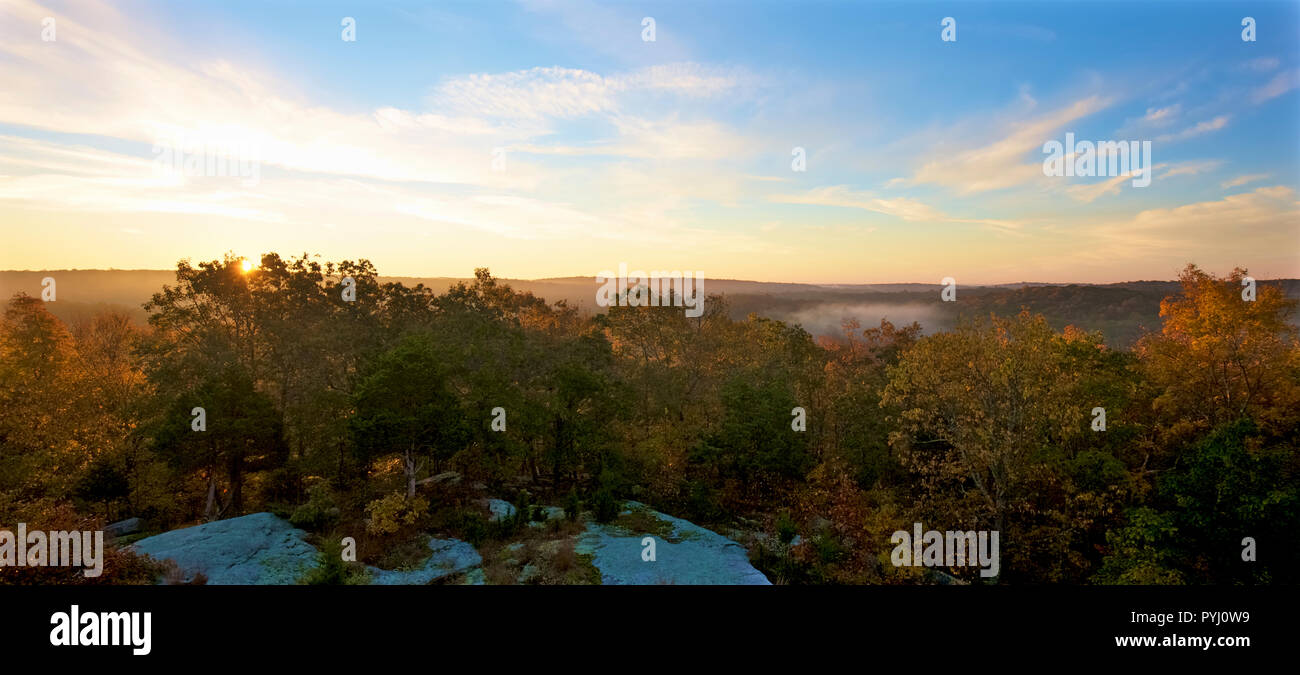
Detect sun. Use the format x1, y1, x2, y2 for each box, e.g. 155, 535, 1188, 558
241, 259, 254, 274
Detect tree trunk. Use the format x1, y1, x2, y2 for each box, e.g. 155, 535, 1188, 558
228, 454, 244, 516
404, 446, 417, 498
203, 472, 218, 522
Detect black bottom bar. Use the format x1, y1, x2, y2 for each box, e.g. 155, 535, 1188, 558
5, 585, 1291, 663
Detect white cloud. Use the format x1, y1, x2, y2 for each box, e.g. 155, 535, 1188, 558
0, 0, 775, 254
1066, 172, 1141, 204
0, 0, 755, 195
771, 186, 945, 221
427, 63, 749, 120
1086, 186, 1300, 260
770, 185, 1023, 232
1154, 115, 1230, 143
1221, 173, 1271, 189
1065, 160, 1221, 203
1143, 104, 1181, 124
905, 95, 1113, 194
429, 67, 618, 120
1252, 68, 1300, 104
1157, 160, 1222, 179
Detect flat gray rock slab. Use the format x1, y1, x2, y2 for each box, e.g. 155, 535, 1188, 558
105, 517, 142, 537
130, 512, 319, 585
575, 502, 770, 585
486, 498, 516, 522
366, 538, 482, 585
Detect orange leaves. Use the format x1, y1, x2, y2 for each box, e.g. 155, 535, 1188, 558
1136, 264, 1299, 433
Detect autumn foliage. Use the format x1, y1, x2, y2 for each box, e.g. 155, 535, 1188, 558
1, 257, 1296, 584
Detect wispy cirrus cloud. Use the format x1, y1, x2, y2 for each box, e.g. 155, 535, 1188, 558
1222, 173, 1271, 189
0, 0, 758, 192
1085, 186, 1300, 260
0, 0, 1294, 282
902, 94, 1113, 194
1252, 68, 1300, 103
771, 185, 946, 221
1143, 104, 1181, 124
771, 185, 1024, 232
1065, 160, 1221, 204
1158, 160, 1223, 179
1154, 115, 1230, 143
427, 63, 751, 120
0, 0, 767, 240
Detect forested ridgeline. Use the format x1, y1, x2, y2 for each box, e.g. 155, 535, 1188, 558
9, 270, 1294, 350
1, 253, 1297, 584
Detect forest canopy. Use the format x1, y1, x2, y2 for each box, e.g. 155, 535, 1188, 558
1, 255, 1296, 585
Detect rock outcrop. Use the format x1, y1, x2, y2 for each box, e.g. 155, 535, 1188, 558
131, 512, 320, 585
129, 505, 769, 586
365, 538, 482, 585
575, 502, 770, 585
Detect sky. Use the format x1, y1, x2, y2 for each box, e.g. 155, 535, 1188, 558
0, 0, 1297, 284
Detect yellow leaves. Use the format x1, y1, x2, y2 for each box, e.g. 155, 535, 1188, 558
1139, 266, 1299, 430
364, 492, 428, 536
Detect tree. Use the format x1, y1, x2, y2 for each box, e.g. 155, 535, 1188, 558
1136, 264, 1300, 437
538, 330, 618, 488
1157, 419, 1298, 583
142, 255, 261, 386
818, 318, 920, 487
703, 375, 810, 478
0, 294, 81, 515
0, 295, 147, 523
880, 311, 1108, 581
151, 367, 287, 519
350, 333, 467, 497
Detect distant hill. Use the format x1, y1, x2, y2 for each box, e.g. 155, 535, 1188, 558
3, 270, 1297, 348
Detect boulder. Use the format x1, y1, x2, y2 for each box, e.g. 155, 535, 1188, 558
427, 471, 461, 486
104, 517, 142, 538
130, 513, 319, 585
365, 538, 482, 585
575, 501, 770, 585
485, 498, 517, 522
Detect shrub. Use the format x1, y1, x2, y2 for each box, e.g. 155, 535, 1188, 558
812, 531, 844, 565
364, 493, 428, 536
289, 481, 339, 532
0, 502, 167, 585
592, 486, 618, 524
431, 507, 489, 546
301, 539, 368, 585
564, 490, 581, 521
776, 510, 798, 545
683, 479, 722, 523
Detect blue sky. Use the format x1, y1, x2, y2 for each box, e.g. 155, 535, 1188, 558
0, 0, 1297, 283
